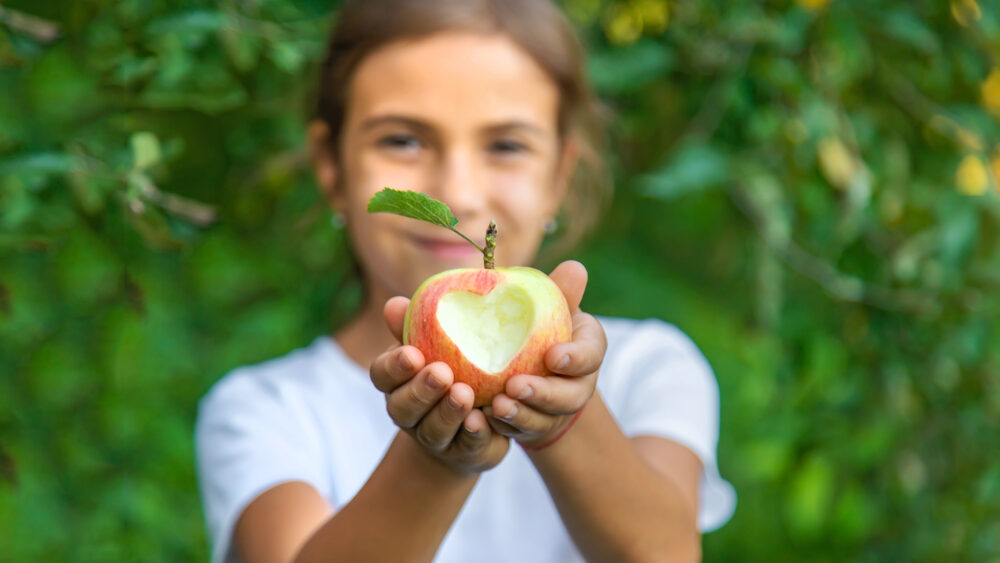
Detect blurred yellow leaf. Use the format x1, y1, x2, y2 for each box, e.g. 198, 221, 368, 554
950, 0, 981, 26
982, 68, 1000, 118
603, 4, 643, 46
818, 137, 855, 190
635, 0, 669, 35
797, 0, 831, 12
956, 154, 988, 196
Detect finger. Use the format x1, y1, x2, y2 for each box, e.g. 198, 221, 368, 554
454, 409, 492, 453
385, 362, 453, 428
489, 394, 559, 435
483, 406, 520, 438
504, 373, 593, 415
450, 404, 493, 456
545, 312, 607, 377
548, 260, 588, 313
383, 296, 410, 343
370, 346, 426, 393
415, 383, 475, 452
460, 412, 512, 469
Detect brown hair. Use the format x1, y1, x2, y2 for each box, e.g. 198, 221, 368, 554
315, 0, 610, 258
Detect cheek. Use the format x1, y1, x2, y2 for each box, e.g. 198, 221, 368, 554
489, 164, 558, 227
487, 168, 557, 265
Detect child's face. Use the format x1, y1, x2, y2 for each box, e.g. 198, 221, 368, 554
316, 31, 575, 299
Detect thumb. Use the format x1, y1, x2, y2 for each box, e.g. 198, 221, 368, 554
384, 296, 410, 343
548, 260, 588, 313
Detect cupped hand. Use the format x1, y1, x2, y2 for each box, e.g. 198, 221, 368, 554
483, 260, 607, 449
369, 296, 510, 475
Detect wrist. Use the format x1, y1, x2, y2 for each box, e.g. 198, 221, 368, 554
519, 406, 585, 452
398, 431, 482, 482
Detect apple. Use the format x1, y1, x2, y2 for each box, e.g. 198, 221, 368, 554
403, 266, 573, 407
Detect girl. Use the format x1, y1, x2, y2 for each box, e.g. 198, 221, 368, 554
196, 1, 735, 561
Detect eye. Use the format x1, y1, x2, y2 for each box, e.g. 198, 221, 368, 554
377, 134, 422, 153
488, 139, 528, 156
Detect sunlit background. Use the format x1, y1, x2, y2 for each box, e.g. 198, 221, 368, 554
2, 0, 999, 560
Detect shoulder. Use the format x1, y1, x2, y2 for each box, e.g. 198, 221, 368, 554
194, 338, 343, 562
196, 337, 336, 430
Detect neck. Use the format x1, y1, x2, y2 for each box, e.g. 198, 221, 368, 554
334, 280, 399, 371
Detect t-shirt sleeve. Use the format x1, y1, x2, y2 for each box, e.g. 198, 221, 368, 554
195, 369, 328, 563
605, 318, 736, 532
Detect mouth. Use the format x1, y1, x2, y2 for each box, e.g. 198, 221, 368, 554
409, 234, 484, 260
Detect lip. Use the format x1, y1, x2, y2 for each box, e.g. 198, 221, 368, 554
410, 234, 483, 260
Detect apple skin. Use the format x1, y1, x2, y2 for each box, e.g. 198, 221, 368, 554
403, 267, 573, 407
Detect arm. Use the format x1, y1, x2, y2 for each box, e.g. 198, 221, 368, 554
485, 261, 702, 562
526, 394, 702, 562
233, 297, 508, 563
235, 432, 479, 563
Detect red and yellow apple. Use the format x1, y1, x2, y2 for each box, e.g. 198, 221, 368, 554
404, 267, 573, 407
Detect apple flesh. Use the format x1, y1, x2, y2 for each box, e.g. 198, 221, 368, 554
404, 267, 573, 407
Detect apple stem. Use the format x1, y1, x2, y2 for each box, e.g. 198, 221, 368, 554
484, 219, 497, 269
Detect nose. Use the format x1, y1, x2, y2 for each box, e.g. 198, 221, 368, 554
430, 146, 486, 222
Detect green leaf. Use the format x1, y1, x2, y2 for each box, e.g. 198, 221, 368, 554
588, 40, 672, 95
146, 11, 231, 36
0, 152, 76, 175
784, 454, 835, 540
366, 188, 459, 229
882, 9, 940, 55
639, 144, 730, 200
131, 132, 161, 171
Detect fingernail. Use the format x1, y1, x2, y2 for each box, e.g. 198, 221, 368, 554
427, 373, 445, 390
464, 425, 479, 437
556, 355, 570, 370
502, 404, 518, 419
398, 351, 413, 371
518, 386, 533, 400
447, 394, 463, 409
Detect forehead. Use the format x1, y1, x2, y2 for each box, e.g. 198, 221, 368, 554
346, 31, 560, 131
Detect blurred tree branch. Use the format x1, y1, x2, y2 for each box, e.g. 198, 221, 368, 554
733, 184, 944, 315
0, 5, 59, 42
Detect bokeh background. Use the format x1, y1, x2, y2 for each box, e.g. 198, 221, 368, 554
2, 0, 1000, 560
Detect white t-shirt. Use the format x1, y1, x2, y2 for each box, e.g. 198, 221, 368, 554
196, 316, 736, 563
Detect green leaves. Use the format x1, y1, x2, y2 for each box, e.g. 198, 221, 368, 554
639, 144, 730, 199
2, 1, 999, 562
366, 187, 459, 229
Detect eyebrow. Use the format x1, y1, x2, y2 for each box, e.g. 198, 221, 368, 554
359, 115, 433, 134
483, 121, 548, 139
360, 114, 549, 138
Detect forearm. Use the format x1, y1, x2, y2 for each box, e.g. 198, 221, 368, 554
295, 431, 477, 563
527, 393, 701, 562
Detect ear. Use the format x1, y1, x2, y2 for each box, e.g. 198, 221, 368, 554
307, 120, 344, 211
549, 135, 580, 216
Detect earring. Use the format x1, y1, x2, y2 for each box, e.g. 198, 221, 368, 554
331, 211, 346, 229
542, 216, 558, 234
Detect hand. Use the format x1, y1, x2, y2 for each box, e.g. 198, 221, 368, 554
483, 261, 606, 449
369, 297, 510, 476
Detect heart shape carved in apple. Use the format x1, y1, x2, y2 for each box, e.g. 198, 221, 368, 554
436, 284, 534, 374
404, 267, 573, 406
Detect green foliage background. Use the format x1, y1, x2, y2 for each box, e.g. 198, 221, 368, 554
2, 0, 1000, 560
